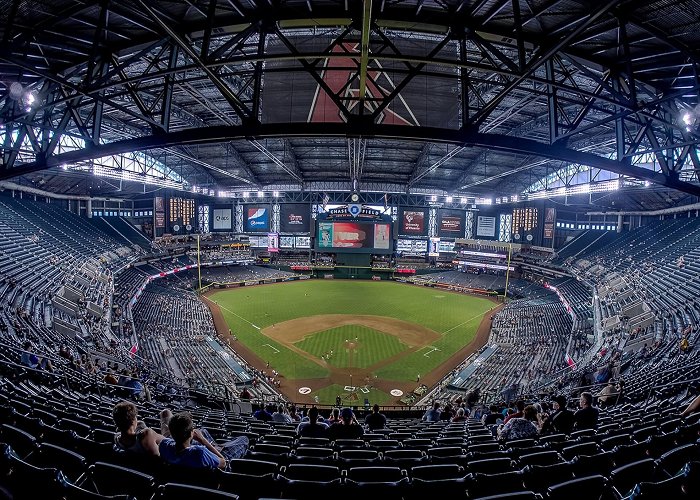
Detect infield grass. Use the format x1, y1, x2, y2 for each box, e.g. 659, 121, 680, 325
209, 280, 495, 382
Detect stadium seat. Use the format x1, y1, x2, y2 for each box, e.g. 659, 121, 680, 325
156, 483, 239, 500
546, 475, 607, 499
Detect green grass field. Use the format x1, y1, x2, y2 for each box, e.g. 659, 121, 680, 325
295, 325, 408, 369
209, 280, 496, 389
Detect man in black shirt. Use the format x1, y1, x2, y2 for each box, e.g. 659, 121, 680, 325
328, 407, 364, 440
574, 391, 599, 430
364, 404, 387, 431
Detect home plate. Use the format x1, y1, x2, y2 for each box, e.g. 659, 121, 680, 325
298, 387, 311, 395
390, 389, 404, 397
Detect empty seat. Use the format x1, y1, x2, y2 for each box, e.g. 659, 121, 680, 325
156, 483, 239, 500
522, 462, 576, 493
546, 474, 607, 500
81, 462, 155, 500
467, 457, 515, 475
609, 459, 657, 499
518, 450, 561, 467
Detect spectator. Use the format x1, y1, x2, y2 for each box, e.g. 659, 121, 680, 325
254, 402, 274, 421
272, 404, 292, 424
328, 408, 364, 440
326, 408, 341, 425
422, 402, 441, 422
540, 395, 574, 434
504, 400, 525, 424
159, 412, 248, 470
574, 392, 599, 430
364, 404, 387, 431
239, 387, 252, 400
466, 388, 480, 409
452, 407, 468, 423
482, 405, 502, 426
498, 405, 539, 441
597, 382, 620, 407
160, 409, 173, 438
112, 401, 164, 456
288, 405, 301, 422
297, 406, 328, 438
20, 341, 53, 371
440, 403, 455, 421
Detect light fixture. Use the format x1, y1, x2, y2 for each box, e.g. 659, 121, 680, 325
242, 191, 249, 198
257, 191, 264, 198
461, 197, 467, 204
682, 112, 692, 126
430, 195, 437, 202
273, 191, 279, 198
446, 196, 453, 203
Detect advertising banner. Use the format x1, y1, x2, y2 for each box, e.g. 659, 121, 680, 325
399, 208, 428, 236
244, 205, 270, 232
212, 208, 232, 230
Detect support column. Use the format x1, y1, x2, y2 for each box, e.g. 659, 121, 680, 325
87, 198, 93, 218
617, 214, 623, 233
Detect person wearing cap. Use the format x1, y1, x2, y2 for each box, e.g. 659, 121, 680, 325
328, 407, 364, 440
540, 395, 575, 434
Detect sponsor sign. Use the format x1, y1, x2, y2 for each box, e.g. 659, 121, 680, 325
212, 208, 232, 230
280, 204, 310, 232
245, 206, 269, 232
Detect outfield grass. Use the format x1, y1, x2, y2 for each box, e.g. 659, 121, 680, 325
295, 325, 408, 369
210, 280, 495, 383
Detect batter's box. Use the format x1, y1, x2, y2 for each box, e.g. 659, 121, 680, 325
422, 346, 441, 357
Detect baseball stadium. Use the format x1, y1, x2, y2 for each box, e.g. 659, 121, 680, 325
2, 1, 700, 499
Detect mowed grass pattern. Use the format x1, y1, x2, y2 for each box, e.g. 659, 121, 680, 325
295, 325, 408, 369
210, 280, 496, 382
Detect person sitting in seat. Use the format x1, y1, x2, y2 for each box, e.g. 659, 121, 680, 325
574, 391, 599, 430
328, 407, 364, 440
422, 401, 441, 422
482, 405, 503, 426
498, 405, 539, 441
297, 406, 328, 438
159, 411, 249, 470
272, 404, 292, 424
112, 401, 164, 456
364, 404, 387, 431
20, 341, 53, 371
540, 395, 575, 434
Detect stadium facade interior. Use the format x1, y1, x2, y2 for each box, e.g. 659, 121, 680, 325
2, 0, 700, 498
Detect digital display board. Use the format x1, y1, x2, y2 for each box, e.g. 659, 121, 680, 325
438, 209, 465, 238
397, 239, 428, 254
280, 236, 295, 248
398, 207, 428, 236
316, 221, 392, 253
244, 205, 270, 232
280, 204, 310, 233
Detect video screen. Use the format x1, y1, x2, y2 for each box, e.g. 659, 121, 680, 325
399, 207, 428, 236
317, 221, 392, 253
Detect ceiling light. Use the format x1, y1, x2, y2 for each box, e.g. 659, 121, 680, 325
242, 192, 249, 198
682, 112, 692, 126
273, 191, 279, 198
461, 197, 467, 204
446, 196, 453, 203
257, 191, 264, 198
430, 195, 437, 202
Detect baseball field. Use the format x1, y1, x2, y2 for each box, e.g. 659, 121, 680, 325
205, 280, 498, 405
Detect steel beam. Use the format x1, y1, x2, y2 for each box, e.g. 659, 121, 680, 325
9, 121, 700, 195
358, 0, 373, 109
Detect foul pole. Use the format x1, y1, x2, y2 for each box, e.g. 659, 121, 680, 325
197, 234, 202, 293
503, 242, 513, 301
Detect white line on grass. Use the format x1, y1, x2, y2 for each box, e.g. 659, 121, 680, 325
201, 295, 261, 330
442, 305, 500, 335
263, 343, 280, 353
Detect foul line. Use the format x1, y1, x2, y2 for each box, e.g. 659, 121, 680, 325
263, 343, 280, 353
442, 305, 500, 335
201, 295, 261, 330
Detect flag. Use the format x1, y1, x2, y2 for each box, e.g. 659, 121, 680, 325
383, 193, 388, 210
322, 193, 329, 211
565, 353, 576, 370
129, 343, 139, 359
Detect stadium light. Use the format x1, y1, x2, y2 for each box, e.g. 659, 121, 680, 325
257, 191, 264, 198
430, 195, 437, 202
460, 197, 467, 204
446, 195, 453, 203
273, 191, 280, 198
242, 191, 249, 198
682, 112, 692, 126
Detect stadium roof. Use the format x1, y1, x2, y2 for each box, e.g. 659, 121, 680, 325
1, 0, 699, 209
